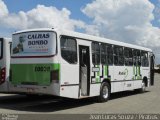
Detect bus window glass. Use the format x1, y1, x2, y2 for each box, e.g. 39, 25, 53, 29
133, 50, 141, 66
101, 43, 113, 65
92, 42, 100, 65
107, 45, 113, 65
119, 47, 124, 65
101, 43, 107, 65
124, 48, 133, 66
114, 46, 118, 65
137, 51, 141, 66
61, 36, 77, 64
141, 51, 149, 67
114, 46, 124, 66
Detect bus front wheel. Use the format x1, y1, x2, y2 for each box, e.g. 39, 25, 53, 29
140, 80, 146, 93
98, 82, 110, 102
135, 80, 146, 93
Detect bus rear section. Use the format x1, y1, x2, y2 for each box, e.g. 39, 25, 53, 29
0, 38, 11, 92
9, 30, 60, 95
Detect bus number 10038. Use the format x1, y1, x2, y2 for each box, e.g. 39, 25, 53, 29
35, 66, 51, 72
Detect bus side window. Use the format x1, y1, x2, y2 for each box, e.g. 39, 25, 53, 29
107, 45, 113, 65
124, 48, 133, 66
92, 42, 100, 65
60, 36, 77, 64
114, 46, 124, 66
133, 50, 141, 66
133, 50, 136, 65
141, 51, 149, 67
137, 50, 141, 66
101, 43, 107, 65
113, 46, 118, 65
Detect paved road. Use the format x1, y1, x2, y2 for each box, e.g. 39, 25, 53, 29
0, 74, 159, 115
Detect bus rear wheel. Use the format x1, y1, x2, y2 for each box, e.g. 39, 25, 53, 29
98, 82, 110, 102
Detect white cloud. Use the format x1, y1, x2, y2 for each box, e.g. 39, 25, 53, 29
0, 0, 160, 63
82, 0, 160, 49
0, 0, 8, 17
0, 0, 85, 31
154, 0, 160, 23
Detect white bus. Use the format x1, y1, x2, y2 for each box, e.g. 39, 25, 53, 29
0, 38, 12, 92
9, 28, 155, 102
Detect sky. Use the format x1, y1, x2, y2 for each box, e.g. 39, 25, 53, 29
0, 0, 160, 63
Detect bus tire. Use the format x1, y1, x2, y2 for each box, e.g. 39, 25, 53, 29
98, 82, 110, 102
140, 80, 146, 93
135, 80, 146, 93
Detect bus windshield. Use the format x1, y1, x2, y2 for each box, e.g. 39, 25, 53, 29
12, 31, 57, 57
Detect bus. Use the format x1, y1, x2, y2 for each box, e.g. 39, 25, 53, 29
9, 28, 155, 102
0, 38, 12, 92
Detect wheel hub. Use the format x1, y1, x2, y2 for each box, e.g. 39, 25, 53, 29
103, 86, 109, 99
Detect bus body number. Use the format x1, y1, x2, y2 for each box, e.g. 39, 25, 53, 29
35, 66, 51, 72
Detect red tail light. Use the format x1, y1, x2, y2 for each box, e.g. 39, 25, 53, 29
50, 70, 59, 83
0, 67, 6, 84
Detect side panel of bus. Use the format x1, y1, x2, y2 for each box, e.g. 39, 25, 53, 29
60, 37, 152, 98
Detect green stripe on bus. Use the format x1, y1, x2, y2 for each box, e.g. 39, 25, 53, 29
53, 64, 60, 80
104, 66, 106, 76
97, 65, 100, 77
96, 78, 99, 82
10, 63, 60, 86
105, 65, 108, 76
53, 64, 60, 70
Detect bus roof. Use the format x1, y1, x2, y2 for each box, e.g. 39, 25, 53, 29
13, 28, 152, 52
0, 38, 12, 42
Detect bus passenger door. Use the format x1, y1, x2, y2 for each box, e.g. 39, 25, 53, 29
79, 46, 90, 96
